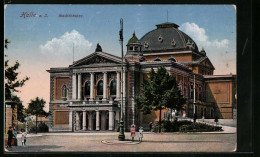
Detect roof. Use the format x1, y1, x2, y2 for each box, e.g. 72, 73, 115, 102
127, 32, 140, 44
180, 56, 215, 70
139, 22, 199, 52
71, 51, 123, 67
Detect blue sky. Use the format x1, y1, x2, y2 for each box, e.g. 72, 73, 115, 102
4, 5, 236, 110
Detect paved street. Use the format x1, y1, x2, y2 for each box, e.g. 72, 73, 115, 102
5, 132, 236, 152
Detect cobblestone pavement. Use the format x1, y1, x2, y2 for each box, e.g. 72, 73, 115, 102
5, 132, 236, 152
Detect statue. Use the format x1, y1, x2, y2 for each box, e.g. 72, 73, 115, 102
95, 43, 102, 52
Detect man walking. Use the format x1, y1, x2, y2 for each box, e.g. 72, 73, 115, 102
7, 126, 13, 148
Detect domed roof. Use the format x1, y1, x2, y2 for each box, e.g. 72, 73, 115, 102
127, 32, 140, 44
139, 22, 199, 52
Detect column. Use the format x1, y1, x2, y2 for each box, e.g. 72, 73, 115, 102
102, 72, 107, 101
88, 112, 93, 130
123, 70, 126, 99
76, 111, 79, 131
116, 71, 121, 100
82, 111, 86, 130
109, 111, 114, 130
72, 73, 77, 100
96, 111, 100, 131
90, 72, 94, 101
69, 110, 73, 131
78, 73, 82, 100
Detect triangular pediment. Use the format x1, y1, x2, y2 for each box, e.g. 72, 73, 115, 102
200, 57, 215, 70
71, 52, 122, 67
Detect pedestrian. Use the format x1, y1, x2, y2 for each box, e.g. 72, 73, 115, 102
12, 126, 17, 139
130, 124, 135, 141
149, 122, 153, 132
21, 129, 27, 146
7, 126, 13, 148
138, 126, 143, 142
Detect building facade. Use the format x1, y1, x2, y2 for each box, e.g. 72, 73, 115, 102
47, 22, 236, 132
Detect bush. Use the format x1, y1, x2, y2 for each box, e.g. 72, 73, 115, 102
153, 120, 222, 132
29, 122, 49, 133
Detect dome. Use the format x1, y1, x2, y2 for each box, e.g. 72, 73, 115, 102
139, 22, 199, 52
127, 32, 140, 44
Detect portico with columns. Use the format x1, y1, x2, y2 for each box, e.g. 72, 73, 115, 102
66, 50, 127, 131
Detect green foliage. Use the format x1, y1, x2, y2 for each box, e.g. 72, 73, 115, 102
135, 67, 186, 114
29, 123, 49, 133
154, 120, 223, 132
135, 67, 186, 132
26, 97, 47, 117
5, 40, 29, 122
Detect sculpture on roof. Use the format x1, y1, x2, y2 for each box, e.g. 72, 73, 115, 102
95, 43, 102, 52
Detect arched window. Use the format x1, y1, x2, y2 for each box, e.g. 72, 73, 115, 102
110, 80, 116, 95
168, 57, 177, 62
97, 80, 103, 95
154, 58, 161, 61
62, 85, 67, 98
84, 81, 90, 96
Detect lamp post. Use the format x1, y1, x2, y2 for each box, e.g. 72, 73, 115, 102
118, 18, 125, 141
193, 75, 197, 123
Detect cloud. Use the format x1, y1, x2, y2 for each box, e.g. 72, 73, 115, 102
40, 30, 92, 55
180, 22, 229, 49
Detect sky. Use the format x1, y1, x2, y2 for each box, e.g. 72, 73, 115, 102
4, 5, 236, 111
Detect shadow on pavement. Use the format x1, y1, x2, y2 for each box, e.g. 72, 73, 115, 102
141, 140, 224, 143
5, 145, 63, 152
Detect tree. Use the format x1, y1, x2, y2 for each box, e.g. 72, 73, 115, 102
135, 67, 186, 133
26, 97, 48, 134
5, 38, 29, 122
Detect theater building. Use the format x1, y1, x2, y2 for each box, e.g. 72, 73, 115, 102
47, 22, 236, 132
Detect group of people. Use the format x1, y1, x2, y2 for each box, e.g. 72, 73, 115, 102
6, 126, 27, 148
130, 125, 144, 142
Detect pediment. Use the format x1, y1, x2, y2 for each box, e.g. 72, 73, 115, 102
72, 52, 122, 67
200, 57, 215, 69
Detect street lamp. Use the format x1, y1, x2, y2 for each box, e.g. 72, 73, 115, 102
118, 18, 125, 141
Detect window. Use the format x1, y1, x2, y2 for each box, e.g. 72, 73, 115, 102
110, 80, 116, 95
62, 85, 67, 98
144, 42, 149, 48
84, 81, 90, 96
171, 40, 176, 47
154, 58, 161, 61
168, 57, 176, 62
134, 46, 139, 51
97, 80, 103, 95
158, 35, 163, 42
129, 46, 133, 51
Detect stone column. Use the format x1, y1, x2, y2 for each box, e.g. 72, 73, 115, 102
72, 73, 77, 100
78, 73, 82, 100
90, 72, 94, 101
116, 71, 121, 100
96, 111, 100, 131
76, 111, 79, 131
69, 110, 73, 131
109, 111, 114, 130
102, 72, 107, 101
82, 110, 86, 130
88, 112, 93, 130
